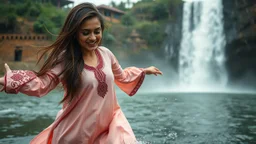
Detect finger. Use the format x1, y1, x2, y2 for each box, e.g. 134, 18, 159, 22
157, 71, 163, 75
5, 63, 11, 72
155, 67, 160, 71
153, 71, 161, 76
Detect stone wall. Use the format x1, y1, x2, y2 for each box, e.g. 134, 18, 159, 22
0, 34, 51, 62
0, 34, 52, 74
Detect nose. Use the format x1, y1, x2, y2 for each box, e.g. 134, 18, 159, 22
89, 33, 96, 41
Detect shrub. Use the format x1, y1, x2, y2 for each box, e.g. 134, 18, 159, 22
33, 21, 44, 33
16, 2, 29, 16
135, 21, 165, 49
7, 13, 17, 28
103, 30, 116, 47
29, 6, 41, 18
121, 13, 136, 26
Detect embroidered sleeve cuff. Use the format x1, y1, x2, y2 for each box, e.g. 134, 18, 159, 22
5, 70, 36, 94
129, 70, 145, 96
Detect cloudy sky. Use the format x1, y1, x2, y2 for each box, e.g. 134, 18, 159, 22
73, 0, 140, 6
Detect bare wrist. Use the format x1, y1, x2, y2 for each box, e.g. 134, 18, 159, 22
143, 68, 149, 74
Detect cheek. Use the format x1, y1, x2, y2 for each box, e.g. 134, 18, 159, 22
96, 35, 102, 41
78, 35, 88, 43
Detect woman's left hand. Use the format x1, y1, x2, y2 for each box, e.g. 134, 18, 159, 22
143, 66, 163, 76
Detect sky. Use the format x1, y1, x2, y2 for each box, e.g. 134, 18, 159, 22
73, 0, 140, 6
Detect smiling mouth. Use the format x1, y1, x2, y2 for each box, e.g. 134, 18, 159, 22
87, 41, 97, 45
86, 42, 98, 48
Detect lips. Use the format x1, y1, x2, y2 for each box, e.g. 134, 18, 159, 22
88, 43, 96, 47
86, 42, 98, 49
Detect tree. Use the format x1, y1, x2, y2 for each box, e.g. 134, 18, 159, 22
126, 0, 131, 8
117, 1, 127, 11
110, 1, 116, 7
135, 21, 165, 48
121, 13, 136, 26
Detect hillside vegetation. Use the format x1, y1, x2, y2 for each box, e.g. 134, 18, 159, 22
0, 0, 182, 57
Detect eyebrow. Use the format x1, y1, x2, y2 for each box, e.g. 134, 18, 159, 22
81, 27, 101, 31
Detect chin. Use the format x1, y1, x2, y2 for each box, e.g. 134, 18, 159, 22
85, 46, 98, 51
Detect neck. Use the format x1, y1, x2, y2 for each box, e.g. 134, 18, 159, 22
82, 49, 95, 58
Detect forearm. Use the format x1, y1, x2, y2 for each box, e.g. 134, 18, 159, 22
143, 67, 153, 75
143, 68, 150, 75
0, 76, 4, 86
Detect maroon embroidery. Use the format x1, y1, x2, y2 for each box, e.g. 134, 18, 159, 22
84, 49, 108, 98
98, 82, 108, 98
26, 71, 36, 77
129, 71, 145, 96
7, 70, 36, 94
11, 81, 19, 88
84, 49, 104, 70
11, 73, 23, 81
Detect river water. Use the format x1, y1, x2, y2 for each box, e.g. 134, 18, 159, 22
0, 91, 256, 144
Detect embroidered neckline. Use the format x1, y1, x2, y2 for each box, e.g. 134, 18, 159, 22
83, 48, 108, 98
84, 48, 103, 71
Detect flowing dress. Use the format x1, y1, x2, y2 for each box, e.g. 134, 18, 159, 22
0, 46, 145, 144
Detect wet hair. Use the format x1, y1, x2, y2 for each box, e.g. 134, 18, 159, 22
37, 3, 105, 103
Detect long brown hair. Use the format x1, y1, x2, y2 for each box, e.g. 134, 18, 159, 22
37, 3, 105, 103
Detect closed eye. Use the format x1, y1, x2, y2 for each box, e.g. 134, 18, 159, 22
94, 30, 101, 34
82, 31, 90, 36
81, 27, 101, 36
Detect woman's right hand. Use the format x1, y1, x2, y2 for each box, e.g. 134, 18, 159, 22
0, 63, 11, 85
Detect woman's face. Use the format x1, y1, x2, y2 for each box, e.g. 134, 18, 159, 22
77, 17, 102, 52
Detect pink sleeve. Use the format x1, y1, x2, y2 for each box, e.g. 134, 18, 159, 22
108, 49, 145, 96
1, 64, 62, 97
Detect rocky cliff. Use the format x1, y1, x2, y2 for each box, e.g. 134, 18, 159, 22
223, 0, 256, 86
164, 3, 183, 72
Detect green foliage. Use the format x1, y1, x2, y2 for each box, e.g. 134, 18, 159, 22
117, 0, 183, 51
16, 5, 27, 16
0, 4, 17, 28
7, 13, 18, 27
28, 5, 41, 18
51, 13, 66, 28
151, 1, 169, 20
140, 0, 154, 2
135, 21, 165, 48
33, 21, 44, 34
8, 0, 26, 4
132, 0, 182, 21
132, 2, 154, 21
121, 13, 136, 26
0, 1, 68, 37
34, 15, 58, 35
102, 24, 133, 52
116, 2, 127, 11
33, 3, 67, 36
110, 1, 128, 11
16, 1, 32, 16
103, 30, 116, 47
110, 1, 117, 7
0, 5, 16, 18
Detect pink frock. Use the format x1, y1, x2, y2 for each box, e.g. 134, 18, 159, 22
0, 46, 145, 144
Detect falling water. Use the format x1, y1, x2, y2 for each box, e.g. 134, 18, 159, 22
179, 0, 227, 90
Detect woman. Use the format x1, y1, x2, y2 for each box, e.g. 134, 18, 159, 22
0, 3, 162, 144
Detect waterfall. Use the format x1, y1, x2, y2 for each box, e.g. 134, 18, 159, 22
179, 0, 227, 90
